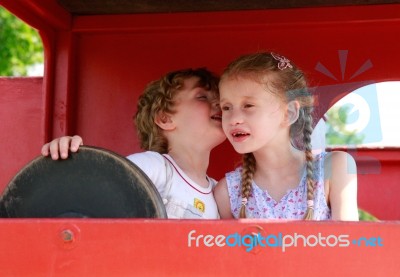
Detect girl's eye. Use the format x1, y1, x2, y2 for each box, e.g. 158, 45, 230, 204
197, 95, 208, 100
244, 104, 254, 108
221, 106, 230, 111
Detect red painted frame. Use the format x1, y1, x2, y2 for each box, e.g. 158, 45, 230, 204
0, 1, 400, 275
0, 219, 399, 276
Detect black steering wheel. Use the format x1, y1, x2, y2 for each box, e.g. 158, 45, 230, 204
0, 146, 167, 218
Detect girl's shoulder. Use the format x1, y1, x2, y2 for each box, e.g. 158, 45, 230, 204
323, 150, 355, 161
225, 166, 242, 181
323, 150, 357, 175
314, 151, 328, 162
225, 166, 242, 176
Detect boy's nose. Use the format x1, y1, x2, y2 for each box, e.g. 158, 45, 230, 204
211, 100, 221, 111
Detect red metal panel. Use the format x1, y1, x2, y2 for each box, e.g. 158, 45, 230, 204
0, 78, 45, 188
0, 219, 398, 276
64, 7, 400, 158
352, 148, 400, 220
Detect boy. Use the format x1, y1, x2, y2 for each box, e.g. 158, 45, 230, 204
42, 68, 226, 219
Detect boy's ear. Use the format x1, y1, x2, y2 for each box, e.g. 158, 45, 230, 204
154, 112, 175, 130
286, 100, 300, 126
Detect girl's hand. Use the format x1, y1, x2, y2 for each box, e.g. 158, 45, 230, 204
41, 135, 83, 160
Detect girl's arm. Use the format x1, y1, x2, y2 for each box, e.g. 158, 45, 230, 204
213, 178, 234, 219
41, 135, 83, 160
325, 151, 359, 221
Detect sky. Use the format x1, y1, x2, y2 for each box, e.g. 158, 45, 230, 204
326, 81, 400, 147
373, 82, 400, 146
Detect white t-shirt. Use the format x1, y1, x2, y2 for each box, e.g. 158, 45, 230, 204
126, 151, 219, 219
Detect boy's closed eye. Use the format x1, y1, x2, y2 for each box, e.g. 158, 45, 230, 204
196, 94, 209, 101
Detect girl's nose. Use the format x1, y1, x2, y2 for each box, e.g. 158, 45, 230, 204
228, 109, 243, 125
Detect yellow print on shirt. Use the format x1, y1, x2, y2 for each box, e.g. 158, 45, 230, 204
194, 198, 205, 213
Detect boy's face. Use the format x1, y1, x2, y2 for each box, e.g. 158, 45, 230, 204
168, 77, 226, 150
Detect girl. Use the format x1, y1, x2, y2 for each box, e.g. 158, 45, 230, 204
214, 52, 358, 220
42, 68, 226, 219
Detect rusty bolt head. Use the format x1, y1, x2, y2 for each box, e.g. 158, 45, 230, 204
60, 229, 74, 243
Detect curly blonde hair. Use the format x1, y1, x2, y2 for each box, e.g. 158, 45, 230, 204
221, 52, 315, 220
135, 68, 219, 153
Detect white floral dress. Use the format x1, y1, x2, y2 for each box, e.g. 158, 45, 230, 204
226, 152, 331, 220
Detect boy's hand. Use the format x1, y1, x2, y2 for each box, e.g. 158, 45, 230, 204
41, 135, 83, 160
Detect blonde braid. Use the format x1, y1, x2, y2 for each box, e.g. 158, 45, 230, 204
303, 108, 315, 220
239, 153, 256, 218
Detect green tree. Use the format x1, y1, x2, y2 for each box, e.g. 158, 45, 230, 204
0, 6, 43, 76
325, 105, 365, 146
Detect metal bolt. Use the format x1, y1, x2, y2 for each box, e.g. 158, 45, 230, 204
60, 229, 74, 243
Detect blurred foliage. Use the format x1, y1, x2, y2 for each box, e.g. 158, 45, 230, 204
325, 105, 365, 146
0, 6, 43, 76
358, 209, 379, 221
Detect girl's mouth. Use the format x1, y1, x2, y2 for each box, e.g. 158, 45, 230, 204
230, 131, 250, 142
232, 131, 249, 137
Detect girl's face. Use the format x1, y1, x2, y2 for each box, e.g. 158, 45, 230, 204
170, 77, 226, 149
219, 76, 288, 154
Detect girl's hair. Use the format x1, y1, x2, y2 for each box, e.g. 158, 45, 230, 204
135, 68, 219, 153
221, 52, 315, 220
